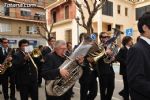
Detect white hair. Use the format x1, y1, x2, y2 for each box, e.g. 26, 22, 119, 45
54, 40, 66, 48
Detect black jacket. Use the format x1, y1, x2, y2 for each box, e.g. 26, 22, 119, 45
42, 46, 52, 57
97, 55, 114, 76
42, 52, 65, 80
116, 46, 128, 75
127, 39, 150, 100
12, 50, 37, 85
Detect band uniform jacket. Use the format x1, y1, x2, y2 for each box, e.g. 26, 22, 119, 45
116, 46, 128, 75
42, 52, 64, 80
127, 39, 150, 100
42, 46, 52, 57
12, 50, 38, 86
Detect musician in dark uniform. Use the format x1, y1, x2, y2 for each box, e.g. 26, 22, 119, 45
116, 36, 133, 100
75, 33, 98, 100
127, 12, 150, 100
33, 45, 44, 87
42, 40, 84, 100
12, 39, 38, 100
42, 37, 56, 57
97, 32, 115, 100
0, 38, 16, 100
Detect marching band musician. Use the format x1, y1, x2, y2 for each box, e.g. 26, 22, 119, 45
32, 45, 44, 87
42, 40, 84, 100
97, 32, 115, 100
12, 39, 38, 100
116, 36, 133, 100
127, 12, 150, 100
0, 38, 16, 100
77, 33, 98, 100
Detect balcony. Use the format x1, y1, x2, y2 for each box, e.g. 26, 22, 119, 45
0, 11, 46, 23
125, 0, 145, 3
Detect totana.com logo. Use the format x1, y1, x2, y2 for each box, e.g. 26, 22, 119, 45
4, 3, 37, 8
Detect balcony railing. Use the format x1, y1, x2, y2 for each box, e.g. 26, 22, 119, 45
126, 0, 145, 3
0, 11, 46, 22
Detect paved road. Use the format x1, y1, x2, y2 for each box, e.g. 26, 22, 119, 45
0, 63, 124, 100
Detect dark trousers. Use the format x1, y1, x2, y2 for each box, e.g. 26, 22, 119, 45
38, 66, 42, 85
19, 83, 38, 100
79, 70, 98, 100
46, 88, 72, 100
122, 75, 129, 100
99, 74, 115, 100
1, 70, 16, 100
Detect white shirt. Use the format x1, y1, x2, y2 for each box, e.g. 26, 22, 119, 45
48, 45, 53, 52
125, 45, 130, 50
140, 36, 150, 45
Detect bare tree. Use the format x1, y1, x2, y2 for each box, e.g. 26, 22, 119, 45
36, 22, 54, 41
74, 0, 107, 34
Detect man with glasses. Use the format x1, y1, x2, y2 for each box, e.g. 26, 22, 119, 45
13, 39, 38, 100
0, 38, 16, 100
96, 32, 115, 100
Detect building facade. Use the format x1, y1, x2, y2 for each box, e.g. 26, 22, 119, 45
0, 0, 48, 48
46, 0, 150, 46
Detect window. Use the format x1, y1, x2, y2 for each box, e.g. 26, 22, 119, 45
0, 23, 11, 32
4, 7, 9, 16
52, 11, 57, 23
107, 24, 112, 31
117, 5, 121, 14
115, 25, 121, 30
125, 8, 128, 16
102, 1, 113, 16
26, 26, 38, 34
65, 30, 72, 42
136, 5, 150, 20
64, 5, 69, 19
21, 9, 31, 16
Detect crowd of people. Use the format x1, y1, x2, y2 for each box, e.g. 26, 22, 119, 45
0, 12, 149, 100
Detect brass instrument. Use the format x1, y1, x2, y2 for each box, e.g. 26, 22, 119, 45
45, 37, 93, 96
31, 48, 42, 58
103, 43, 119, 63
0, 48, 14, 74
88, 28, 123, 63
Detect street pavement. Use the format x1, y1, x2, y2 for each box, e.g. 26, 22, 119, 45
0, 63, 124, 100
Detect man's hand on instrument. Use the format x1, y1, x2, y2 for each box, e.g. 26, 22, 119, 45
76, 55, 84, 64
106, 48, 113, 56
24, 54, 30, 60
6, 56, 12, 62
0, 64, 4, 69
60, 68, 69, 79
87, 57, 94, 63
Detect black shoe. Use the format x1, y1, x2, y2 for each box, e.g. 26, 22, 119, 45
119, 90, 125, 96
38, 84, 42, 87
10, 97, 17, 100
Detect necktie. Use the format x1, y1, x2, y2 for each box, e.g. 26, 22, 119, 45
4, 49, 7, 55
